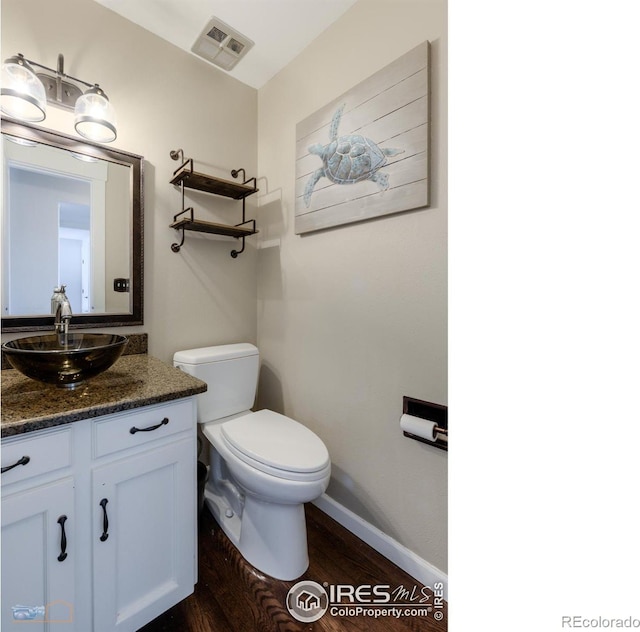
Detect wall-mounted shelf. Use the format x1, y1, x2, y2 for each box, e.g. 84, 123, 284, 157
169, 149, 258, 257
170, 216, 256, 240
170, 169, 257, 199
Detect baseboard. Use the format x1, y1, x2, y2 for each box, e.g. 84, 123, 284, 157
312, 494, 448, 601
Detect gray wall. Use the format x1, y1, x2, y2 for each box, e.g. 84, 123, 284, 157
256, 0, 448, 571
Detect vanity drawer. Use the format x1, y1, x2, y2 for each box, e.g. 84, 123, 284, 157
1, 426, 72, 485
93, 399, 195, 458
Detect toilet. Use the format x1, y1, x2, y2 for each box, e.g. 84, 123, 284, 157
173, 343, 331, 580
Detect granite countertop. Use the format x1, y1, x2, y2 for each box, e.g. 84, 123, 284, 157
1, 354, 207, 437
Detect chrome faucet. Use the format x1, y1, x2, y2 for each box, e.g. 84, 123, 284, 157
51, 285, 73, 335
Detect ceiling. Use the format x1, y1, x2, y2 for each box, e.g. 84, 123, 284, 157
93, 0, 358, 89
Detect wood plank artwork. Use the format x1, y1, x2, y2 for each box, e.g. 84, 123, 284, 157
295, 42, 430, 234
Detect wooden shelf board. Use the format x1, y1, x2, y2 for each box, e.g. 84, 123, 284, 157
170, 169, 257, 200
170, 218, 257, 239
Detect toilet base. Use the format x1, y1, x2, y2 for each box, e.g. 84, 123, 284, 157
204, 485, 309, 581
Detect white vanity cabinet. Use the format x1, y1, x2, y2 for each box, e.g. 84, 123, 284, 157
1, 397, 198, 632
1, 426, 76, 631
90, 399, 196, 631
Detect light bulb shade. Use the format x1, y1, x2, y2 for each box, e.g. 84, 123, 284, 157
1, 55, 47, 122
74, 86, 117, 143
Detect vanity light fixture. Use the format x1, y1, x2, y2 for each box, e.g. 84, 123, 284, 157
73, 85, 117, 143
0, 55, 47, 122
0, 53, 117, 143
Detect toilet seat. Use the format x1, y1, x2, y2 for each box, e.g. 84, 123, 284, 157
219, 410, 330, 482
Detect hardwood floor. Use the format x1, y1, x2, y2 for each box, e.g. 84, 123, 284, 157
139, 504, 447, 632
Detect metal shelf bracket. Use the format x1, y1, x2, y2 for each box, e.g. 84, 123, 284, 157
169, 150, 258, 257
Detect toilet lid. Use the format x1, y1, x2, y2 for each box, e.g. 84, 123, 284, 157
220, 410, 330, 473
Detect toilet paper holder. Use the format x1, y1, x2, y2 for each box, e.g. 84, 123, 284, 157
402, 396, 448, 451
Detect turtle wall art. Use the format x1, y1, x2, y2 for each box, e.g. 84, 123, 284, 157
295, 41, 430, 234
303, 104, 405, 207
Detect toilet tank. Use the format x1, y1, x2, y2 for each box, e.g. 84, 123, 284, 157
173, 343, 259, 423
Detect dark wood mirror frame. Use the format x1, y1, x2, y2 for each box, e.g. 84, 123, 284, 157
1, 118, 144, 332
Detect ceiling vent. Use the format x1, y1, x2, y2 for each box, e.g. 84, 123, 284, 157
191, 17, 254, 71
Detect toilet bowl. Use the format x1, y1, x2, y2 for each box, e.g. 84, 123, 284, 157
173, 344, 331, 580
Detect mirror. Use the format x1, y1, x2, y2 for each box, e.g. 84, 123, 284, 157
1, 118, 143, 332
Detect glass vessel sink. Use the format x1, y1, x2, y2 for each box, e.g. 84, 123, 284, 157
1, 333, 128, 388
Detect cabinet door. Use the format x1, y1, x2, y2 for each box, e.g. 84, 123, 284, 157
92, 435, 195, 632
1, 477, 76, 631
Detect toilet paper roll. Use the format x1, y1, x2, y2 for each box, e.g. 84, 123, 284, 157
400, 414, 438, 441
